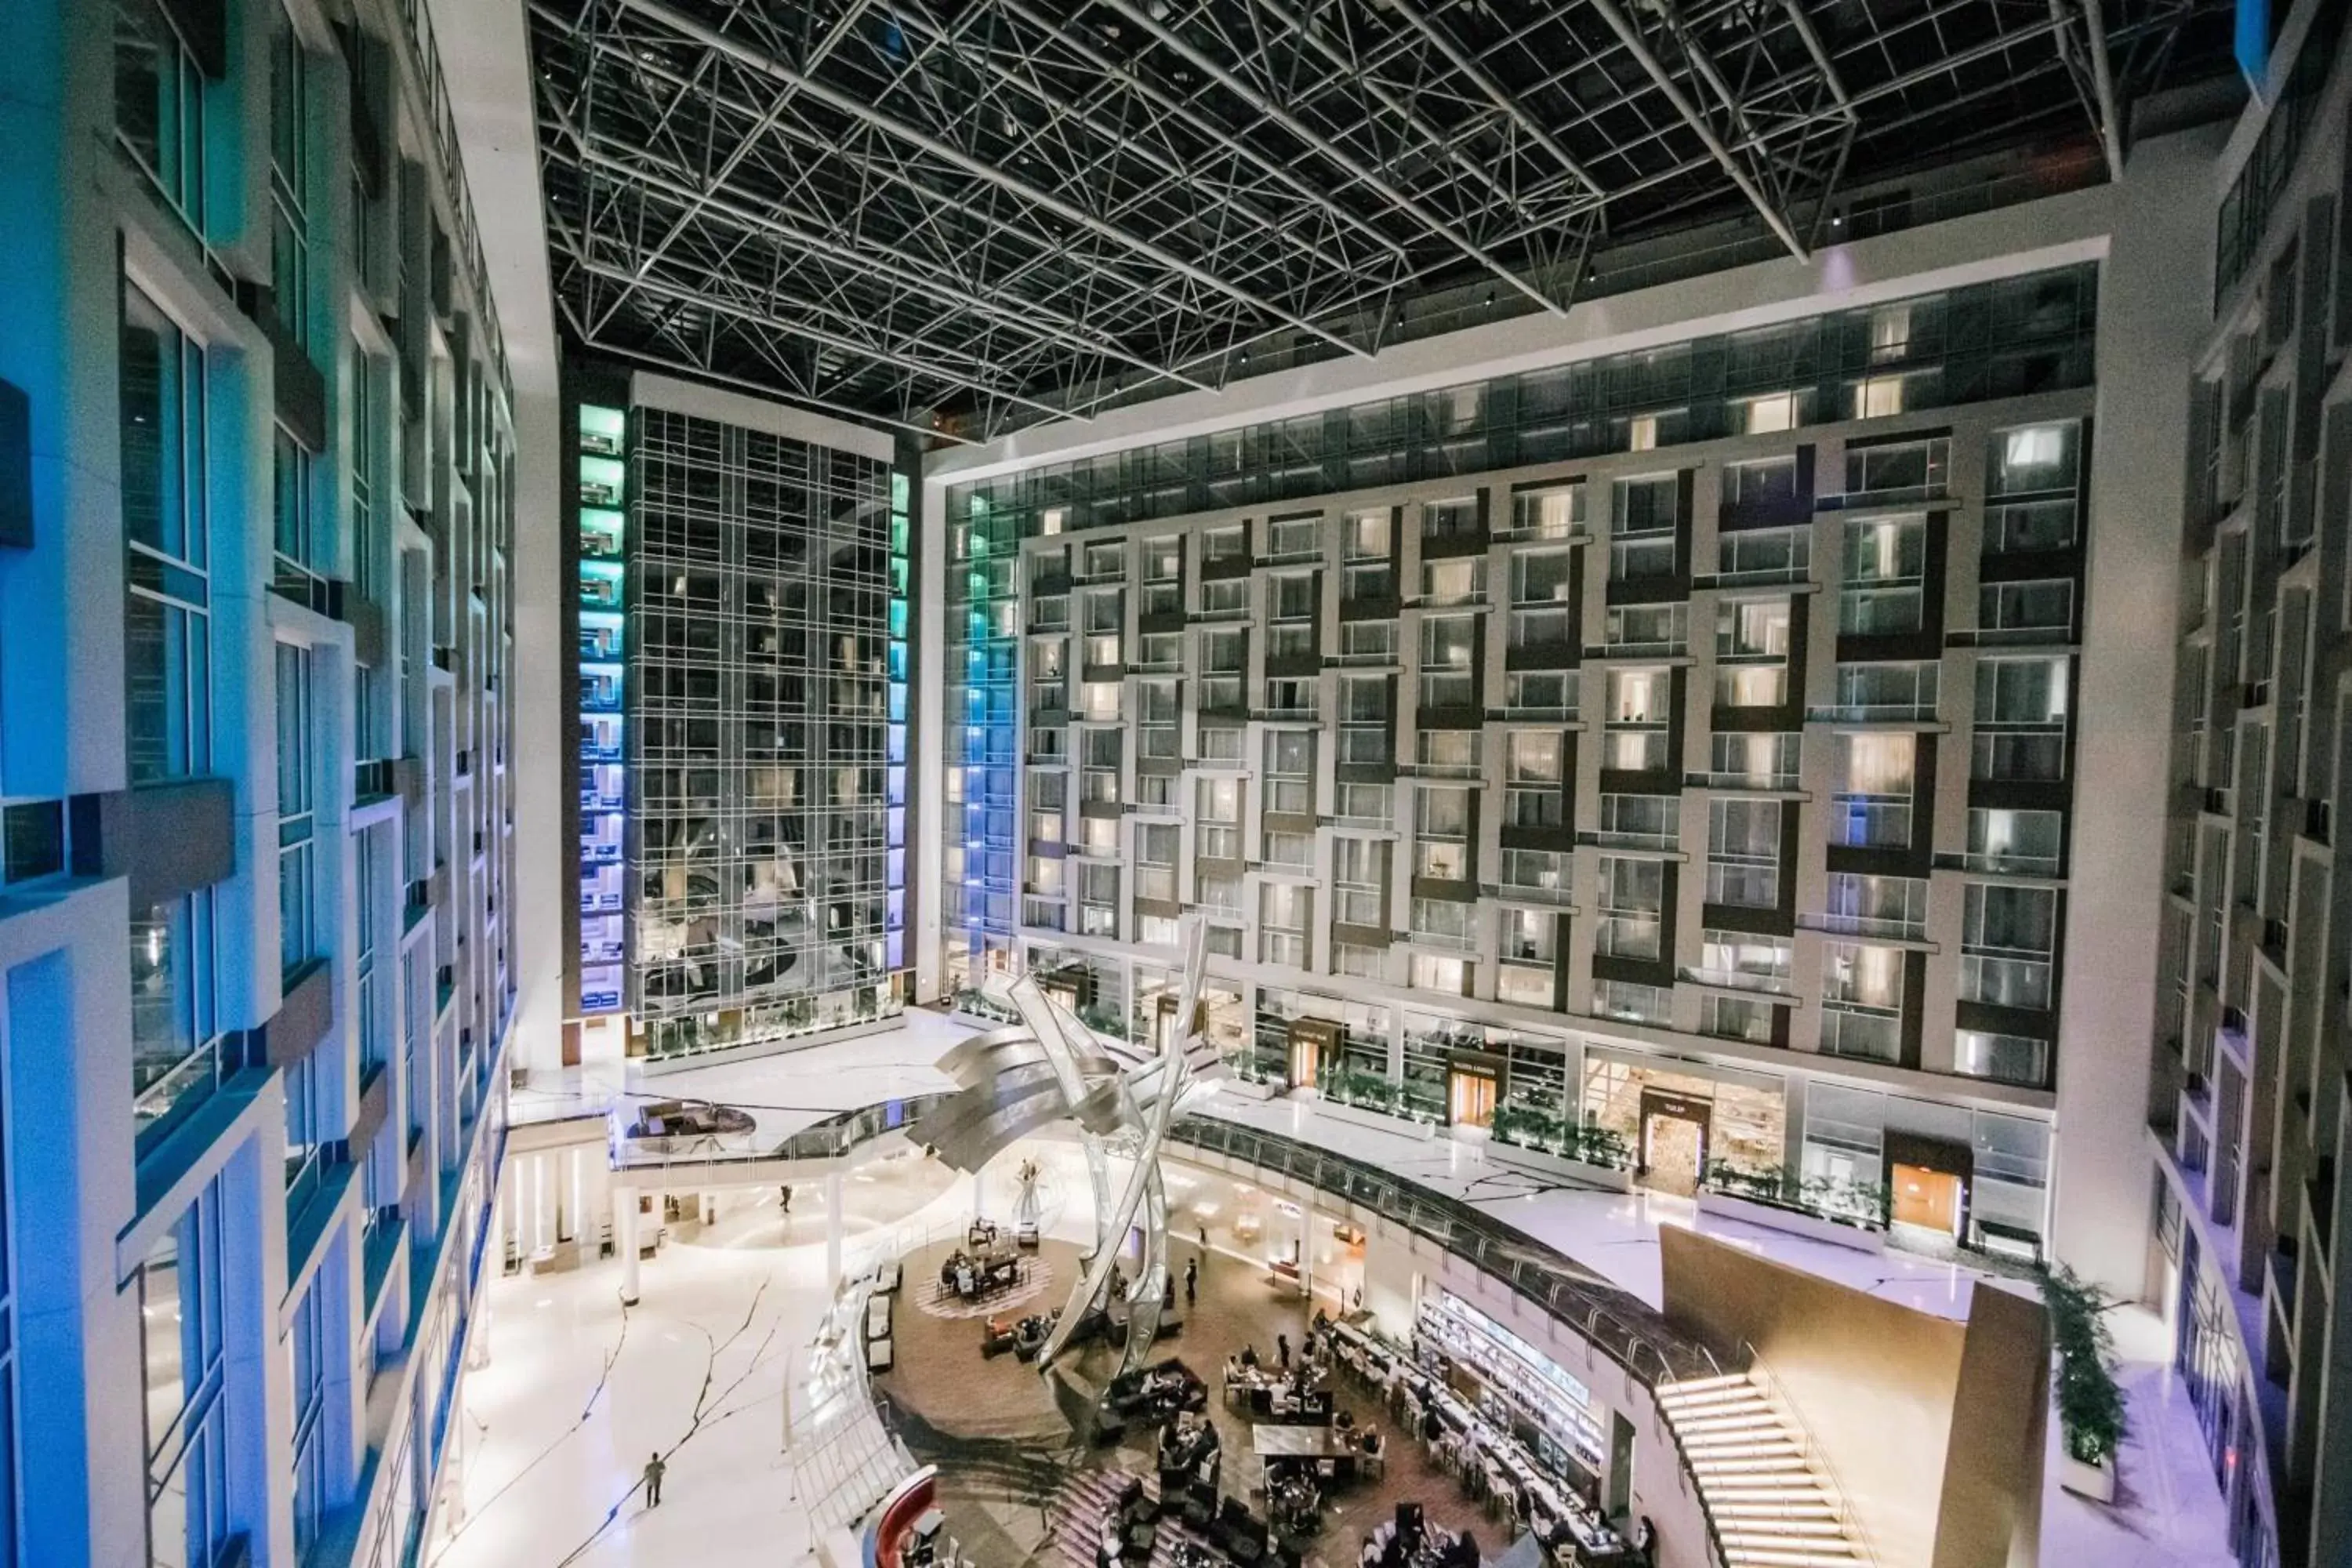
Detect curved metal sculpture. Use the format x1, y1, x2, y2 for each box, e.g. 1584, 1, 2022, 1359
911, 916, 1219, 1391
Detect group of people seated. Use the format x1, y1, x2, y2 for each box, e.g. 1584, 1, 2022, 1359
1158, 1411, 1222, 1490
938, 1246, 1020, 1302
980, 1308, 1058, 1361
1108, 1359, 1210, 1425
1329, 1325, 1633, 1566
1224, 1328, 1338, 1422
1359, 1503, 1480, 1568
1262, 1462, 1323, 1541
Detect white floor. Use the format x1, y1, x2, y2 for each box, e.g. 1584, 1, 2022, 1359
432, 1149, 989, 1568
1197, 1089, 1994, 1319
2040, 1308, 2236, 1568
448, 1014, 2233, 1568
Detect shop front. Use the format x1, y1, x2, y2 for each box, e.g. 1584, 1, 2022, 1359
1798, 1081, 2052, 1259
1581, 1051, 1787, 1197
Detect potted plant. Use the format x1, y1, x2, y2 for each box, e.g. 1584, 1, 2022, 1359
2042, 1265, 2126, 1501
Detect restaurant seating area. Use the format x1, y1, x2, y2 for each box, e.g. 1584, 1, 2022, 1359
1327, 1320, 1636, 1566
884, 1214, 1657, 1568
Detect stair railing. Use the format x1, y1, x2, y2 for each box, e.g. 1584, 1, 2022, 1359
1740, 1347, 1878, 1568
1656, 1382, 1740, 1568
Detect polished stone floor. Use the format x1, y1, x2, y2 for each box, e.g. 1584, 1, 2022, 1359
438, 1014, 2233, 1568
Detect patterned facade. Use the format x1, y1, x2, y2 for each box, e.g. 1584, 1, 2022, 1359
2150, 14, 2352, 1568
562, 378, 913, 1063
944, 263, 2106, 1258
0, 1, 518, 1563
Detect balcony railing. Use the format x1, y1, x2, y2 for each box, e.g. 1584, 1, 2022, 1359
1806, 700, 1940, 724
1398, 758, 1484, 780
1936, 849, 2061, 877
1799, 909, 1928, 942
1817, 481, 1951, 512
1693, 564, 1810, 589
1678, 965, 1795, 996
1481, 880, 1575, 907
1590, 637, 1690, 659
1581, 827, 1679, 852
1686, 770, 1801, 792
1818, 1005, 1901, 1061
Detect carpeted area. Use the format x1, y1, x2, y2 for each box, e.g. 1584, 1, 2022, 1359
913, 1252, 1059, 1320
877, 1234, 1498, 1568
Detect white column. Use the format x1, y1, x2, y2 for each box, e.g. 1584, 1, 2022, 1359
1300, 1195, 1316, 1305
533, 1152, 557, 1257
825, 1170, 844, 1285
617, 1190, 641, 1306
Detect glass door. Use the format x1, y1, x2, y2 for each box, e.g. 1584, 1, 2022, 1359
1449, 1067, 1497, 1127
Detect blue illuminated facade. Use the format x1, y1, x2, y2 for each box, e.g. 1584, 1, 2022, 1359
0, 2, 520, 1564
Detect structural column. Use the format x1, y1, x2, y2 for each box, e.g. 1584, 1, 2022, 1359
616, 1190, 641, 1305
533, 1152, 557, 1258
825, 1170, 844, 1285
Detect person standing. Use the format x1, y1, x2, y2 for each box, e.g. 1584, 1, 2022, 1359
1633, 1515, 1656, 1568
1277, 1332, 1291, 1370
643, 1450, 668, 1508
1184, 1256, 1198, 1306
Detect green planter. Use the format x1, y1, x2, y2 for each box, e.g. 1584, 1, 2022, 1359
2042, 1265, 2127, 1490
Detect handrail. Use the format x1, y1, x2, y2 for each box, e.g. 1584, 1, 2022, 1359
608, 1093, 958, 1173
1166, 1115, 1748, 1566
1659, 1408, 1737, 1568
597, 1076, 1751, 1560
1743, 1344, 1877, 1568
1163, 1115, 1722, 1385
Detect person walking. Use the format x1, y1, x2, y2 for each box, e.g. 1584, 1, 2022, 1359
642, 1450, 667, 1508
1184, 1256, 1198, 1306
1277, 1332, 1290, 1370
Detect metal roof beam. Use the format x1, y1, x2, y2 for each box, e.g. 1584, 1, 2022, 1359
1385, 0, 1610, 209
2051, 0, 2128, 181
625, 0, 874, 285
607, 0, 1373, 361
1094, 0, 1571, 316
566, 142, 1218, 394
537, 13, 1261, 384
1584, 0, 1809, 260
553, 227, 1087, 423
887, 0, 1407, 287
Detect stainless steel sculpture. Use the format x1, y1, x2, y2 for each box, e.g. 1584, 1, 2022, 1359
910, 916, 1219, 1388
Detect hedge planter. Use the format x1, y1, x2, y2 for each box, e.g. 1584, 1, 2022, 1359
1697, 1189, 1886, 1254
1484, 1141, 1637, 1194
2059, 1452, 2116, 1504
2042, 1265, 2128, 1503
1218, 1077, 1285, 1103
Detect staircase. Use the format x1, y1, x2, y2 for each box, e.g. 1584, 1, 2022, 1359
1657, 1374, 1868, 1568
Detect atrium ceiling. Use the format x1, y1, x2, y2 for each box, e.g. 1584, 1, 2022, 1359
528, 0, 2232, 442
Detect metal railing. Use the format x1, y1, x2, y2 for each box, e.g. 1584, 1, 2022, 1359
1743, 1347, 1877, 1568
1164, 1113, 1721, 1387
609, 1093, 956, 1172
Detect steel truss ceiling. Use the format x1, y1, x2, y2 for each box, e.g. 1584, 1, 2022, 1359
528, 0, 2226, 441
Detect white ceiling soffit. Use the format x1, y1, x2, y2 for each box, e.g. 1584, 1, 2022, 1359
427, 0, 561, 401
